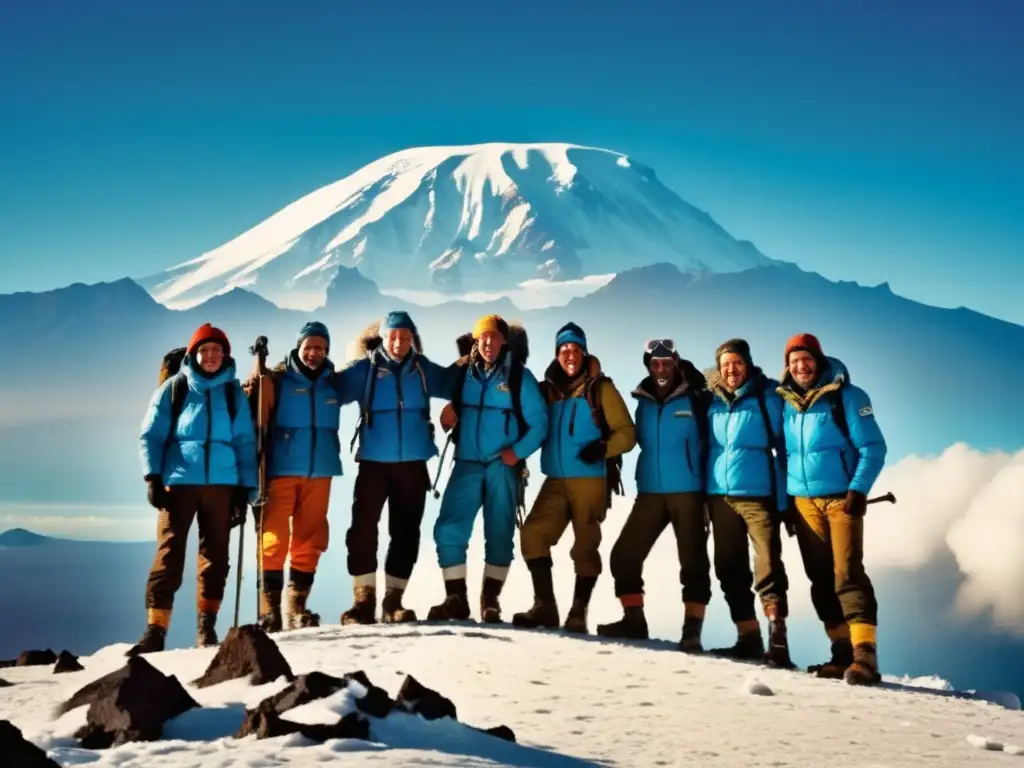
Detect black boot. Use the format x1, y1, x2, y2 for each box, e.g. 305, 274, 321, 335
125, 624, 167, 657
564, 575, 597, 634
765, 618, 796, 669
197, 612, 219, 648
708, 626, 764, 660
480, 577, 504, 624
381, 587, 416, 623
259, 570, 284, 633
287, 569, 321, 629
808, 639, 854, 679
427, 578, 471, 621
597, 605, 649, 639
512, 558, 559, 628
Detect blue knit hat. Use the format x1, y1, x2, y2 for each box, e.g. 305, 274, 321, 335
555, 322, 587, 353
297, 321, 330, 350
382, 310, 417, 333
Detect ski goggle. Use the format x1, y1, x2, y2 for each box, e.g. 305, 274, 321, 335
644, 338, 677, 354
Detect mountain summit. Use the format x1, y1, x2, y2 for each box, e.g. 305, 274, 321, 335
141, 142, 776, 310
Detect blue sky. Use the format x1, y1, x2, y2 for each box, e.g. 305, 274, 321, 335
1, 0, 1021, 325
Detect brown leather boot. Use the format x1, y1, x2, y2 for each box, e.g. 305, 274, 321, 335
765, 618, 796, 669
288, 569, 321, 629
381, 588, 416, 623
480, 577, 504, 624
259, 570, 284, 633
512, 597, 560, 628
563, 600, 588, 634
196, 612, 219, 648
808, 639, 854, 679
844, 643, 881, 686
427, 578, 471, 621
340, 585, 376, 626
125, 624, 166, 657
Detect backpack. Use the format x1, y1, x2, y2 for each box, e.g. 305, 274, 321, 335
158, 346, 241, 461
450, 356, 526, 448
350, 352, 433, 453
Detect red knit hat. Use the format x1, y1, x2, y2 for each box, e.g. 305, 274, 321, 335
784, 333, 822, 364
187, 323, 231, 356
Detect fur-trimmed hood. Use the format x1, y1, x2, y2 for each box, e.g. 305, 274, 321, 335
705, 365, 773, 403
777, 355, 850, 410
633, 357, 706, 403
542, 354, 604, 399
455, 322, 529, 366
344, 320, 424, 368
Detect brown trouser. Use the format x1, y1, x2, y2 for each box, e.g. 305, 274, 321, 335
609, 492, 711, 604
346, 460, 431, 580
521, 477, 605, 577
793, 496, 878, 629
145, 485, 233, 612
709, 496, 789, 622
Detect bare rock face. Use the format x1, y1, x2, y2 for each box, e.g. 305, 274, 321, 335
191, 624, 294, 689
53, 650, 84, 674
0, 677, 12, 687
482, 724, 517, 742
57, 656, 199, 749
16, 649, 57, 667
236, 707, 369, 742
0, 720, 62, 767
393, 675, 458, 721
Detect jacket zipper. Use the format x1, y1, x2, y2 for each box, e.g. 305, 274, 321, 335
396, 369, 405, 463
567, 400, 578, 472
204, 390, 212, 484
476, 370, 486, 461
655, 402, 664, 489
724, 406, 734, 494
308, 382, 317, 478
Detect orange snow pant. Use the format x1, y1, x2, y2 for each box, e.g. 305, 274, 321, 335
260, 476, 332, 573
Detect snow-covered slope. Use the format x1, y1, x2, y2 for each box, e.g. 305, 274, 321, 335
3, 624, 1022, 767
140, 142, 775, 310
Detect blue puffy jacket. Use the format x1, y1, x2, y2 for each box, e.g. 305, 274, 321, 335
706, 369, 788, 512
633, 377, 708, 494
265, 353, 344, 479
778, 356, 887, 498
338, 347, 456, 463
140, 356, 258, 489
453, 352, 548, 464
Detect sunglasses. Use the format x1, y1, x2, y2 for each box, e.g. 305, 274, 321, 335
644, 338, 677, 353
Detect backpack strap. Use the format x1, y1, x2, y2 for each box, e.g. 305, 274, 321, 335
508, 359, 527, 440
350, 356, 380, 453
828, 389, 853, 448
754, 384, 782, 514
585, 376, 624, 506
162, 372, 189, 467
225, 380, 238, 424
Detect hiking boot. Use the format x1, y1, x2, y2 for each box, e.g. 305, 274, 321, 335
808, 639, 854, 679
427, 592, 471, 621
708, 630, 764, 660
480, 577, 504, 624
512, 597, 560, 629
258, 588, 283, 633
196, 612, 219, 648
844, 643, 881, 686
597, 606, 649, 639
563, 600, 588, 634
679, 619, 705, 653
340, 585, 376, 626
381, 588, 416, 623
125, 624, 166, 657
765, 619, 796, 669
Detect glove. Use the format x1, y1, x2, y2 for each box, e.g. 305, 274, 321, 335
779, 506, 797, 537
229, 486, 250, 528
145, 475, 169, 510
844, 490, 867, 518
578, 439, 607, 465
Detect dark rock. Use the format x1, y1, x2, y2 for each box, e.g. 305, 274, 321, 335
354, 682, 394, 719
0, 677, 12, 687
0, 659, 14, 668
0, 720, 62, 767
16, 649, 57, 667
236, 708, 369, 742
53, 650, 84, 674
261, 671, 349, 714
192, 624, 294, 689
483, 724, 516, 742
344, 670, 374, 689
56, 656, 199, 748
393, 675, 457, 721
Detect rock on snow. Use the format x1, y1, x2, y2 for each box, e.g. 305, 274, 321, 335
0, 623, 1022, 767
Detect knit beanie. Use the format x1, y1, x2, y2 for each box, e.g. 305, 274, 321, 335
473, 314, 509, 339
187, 323, 231, 356
716, 338, 753, 367
297, 321, 331, 350
555, 322, 587, 353
382, 310, 417, 334
784, 333, 824, 365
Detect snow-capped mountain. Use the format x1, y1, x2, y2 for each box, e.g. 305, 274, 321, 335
2, 624, 1020, 767
140, 142, 776, 310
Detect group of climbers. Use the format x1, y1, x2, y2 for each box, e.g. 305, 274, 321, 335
129, 313, 887, 687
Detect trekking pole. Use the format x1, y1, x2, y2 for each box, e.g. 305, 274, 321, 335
867, 491, 896, 506
248, 336, 270, 625
432, 433, 452, 499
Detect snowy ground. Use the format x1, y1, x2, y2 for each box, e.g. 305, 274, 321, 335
2, 624, 1023, 767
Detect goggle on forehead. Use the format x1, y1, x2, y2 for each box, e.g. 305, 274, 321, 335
644, 338, 676, 356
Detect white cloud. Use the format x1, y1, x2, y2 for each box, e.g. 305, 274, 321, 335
381, 273, 614, 310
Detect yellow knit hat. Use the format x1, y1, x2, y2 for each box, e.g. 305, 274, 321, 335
473, 314, 508, 339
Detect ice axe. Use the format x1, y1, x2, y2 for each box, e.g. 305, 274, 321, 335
867, 491, 896, 506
